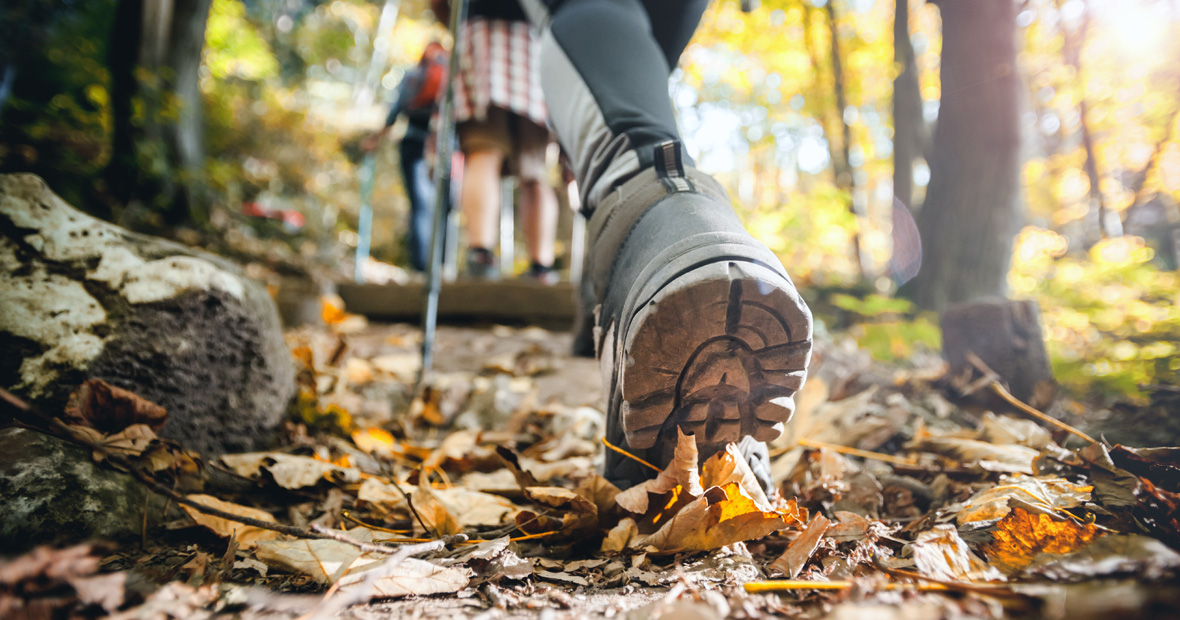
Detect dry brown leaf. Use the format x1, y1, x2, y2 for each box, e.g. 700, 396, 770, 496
64, 379, 168, 433
770, 513, 831, 578
602, 519, 638, 553
911, 524, 1004, 582
1024, 534, 1180, 580
956, 475, 1092, 527
356, 482, 516, 529
342, 357, 375, 387
254, 537, 365, 584
219, 452, 359, 489
616, 429, 703, 514
335, 557, 471, 600
906, 433, 1039, 474
412, 481, 461, 536
370, 353, 421, 381
981, 507, 1101, 575
180, 494, 281, 550
422, 430, 480, 470
96, 423, 158, 459
524, 487, 596, 514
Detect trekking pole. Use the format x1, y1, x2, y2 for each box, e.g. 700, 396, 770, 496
355, 152, 376, 284
417, 0, 468, 389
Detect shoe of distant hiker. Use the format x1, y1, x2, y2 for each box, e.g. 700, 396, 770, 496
524, 262, 559, 286
466, 247, 500, 280
592, 141, 813, 492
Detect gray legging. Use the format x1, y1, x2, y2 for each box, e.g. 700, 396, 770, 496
518, 0, 710, 210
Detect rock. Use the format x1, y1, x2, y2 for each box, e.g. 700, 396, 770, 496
0, 173, 295, 454
0, 428, 170, 551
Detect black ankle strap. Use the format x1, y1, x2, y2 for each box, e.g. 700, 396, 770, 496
654, 141, 694, 193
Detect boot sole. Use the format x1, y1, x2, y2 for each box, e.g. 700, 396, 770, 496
617, 260, 812, 454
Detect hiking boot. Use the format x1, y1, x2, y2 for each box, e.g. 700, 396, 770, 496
465, 247, 500, 280
591, 142, 813, 491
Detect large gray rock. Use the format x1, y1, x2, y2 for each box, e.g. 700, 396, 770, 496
0, 173, 295, 454
0, 427, 169, 551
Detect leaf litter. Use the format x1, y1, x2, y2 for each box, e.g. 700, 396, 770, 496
4, 319, 1180, 619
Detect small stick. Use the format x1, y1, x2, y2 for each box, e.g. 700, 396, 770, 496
601, 437, 660, 472
965, 353, 1096, 444
795, 438, 915, 466
744, 580, 947, 593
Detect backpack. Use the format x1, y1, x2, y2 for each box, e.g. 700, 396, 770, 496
407, 46, 448, 111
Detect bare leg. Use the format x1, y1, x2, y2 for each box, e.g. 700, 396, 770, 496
520, 178, 557, 266
461, 148, 505, 251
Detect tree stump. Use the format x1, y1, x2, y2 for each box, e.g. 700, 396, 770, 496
941, 298, 1056, 408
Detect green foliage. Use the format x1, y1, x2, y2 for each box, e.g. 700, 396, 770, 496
204, 0, 279, 81
824, 292, 941, 362
0, 0, 117, 209
1011, 229, 1180, 401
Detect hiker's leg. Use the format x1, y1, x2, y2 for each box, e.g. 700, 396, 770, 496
458, 109, 513, 275
399, 137, 434, 272
523, 0, 812, 491
459, 148, 502, 252
521, 0, 708, 206
516, 118, 558, 271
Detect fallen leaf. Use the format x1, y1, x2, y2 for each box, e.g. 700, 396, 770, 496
636, 482, 788, 552
255, 537, 366, 584
535, 570, 589, 586
981, 507, 1100, 575
1110, 446, 1180, 493
180, 494, 281, 550
911, 524, 1004, 582
1024, 534, 1180, 580
616, 429, 703, 514
906, 434, 1039, 474
335, 557, 471, 599
64, 379, 168, 433
770, 513, 831, 578
96, 424, 159, 459
219, 452, 360, 489
370, 353, 421, 381
524, 487, 596, 514
412, 481, 461, 536
602, 518, 638, 553
956, 475, 1092, 527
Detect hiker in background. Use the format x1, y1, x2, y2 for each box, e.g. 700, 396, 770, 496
362, 41, 449, 273
433, 0, 559, 283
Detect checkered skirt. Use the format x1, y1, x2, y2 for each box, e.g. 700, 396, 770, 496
453, 18, 548, 129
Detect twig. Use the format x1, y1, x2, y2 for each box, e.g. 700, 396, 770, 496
988, 382, 1095, 444
310, 524, 406, 555
0, 386, 331, 541
744, 579, 947, 593
795, 438, 916, 466
601, 437, 660, 472
964, 353, 1096, 444
391, 474, 432, 535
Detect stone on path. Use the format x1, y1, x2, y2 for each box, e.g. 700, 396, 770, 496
0, 173, 295, 454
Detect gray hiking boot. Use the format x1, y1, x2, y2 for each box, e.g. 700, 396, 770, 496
590, 142, 813, 491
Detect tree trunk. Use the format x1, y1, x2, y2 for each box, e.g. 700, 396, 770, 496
910, 0, 1022, 312
824, 1, 867, 279
892, 0, 923, 210
105, 0, 212, 226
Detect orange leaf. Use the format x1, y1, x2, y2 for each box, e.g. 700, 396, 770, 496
981, 507, 1101, 575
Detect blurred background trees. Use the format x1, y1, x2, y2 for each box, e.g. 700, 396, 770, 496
1, 0, 1178, 402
